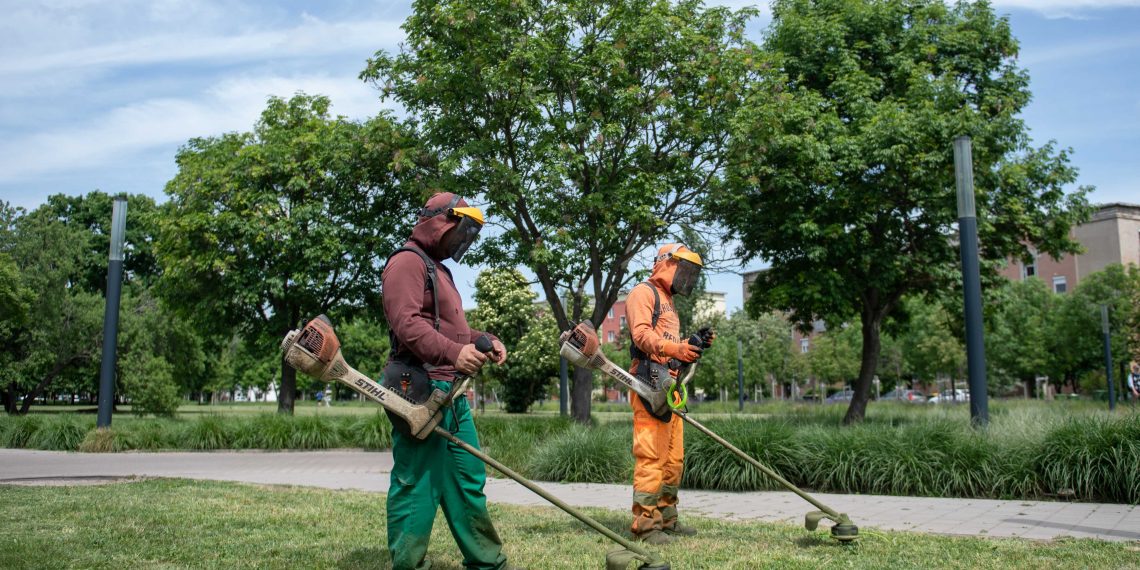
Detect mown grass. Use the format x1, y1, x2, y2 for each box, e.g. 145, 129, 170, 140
4, 401, 1138, 503
0, 479, 1135, 570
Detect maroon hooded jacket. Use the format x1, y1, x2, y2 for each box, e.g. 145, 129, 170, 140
382, 192, 497, 380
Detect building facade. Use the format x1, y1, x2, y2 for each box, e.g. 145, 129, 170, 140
999, 202, 1140, 291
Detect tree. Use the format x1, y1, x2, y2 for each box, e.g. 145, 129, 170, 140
713, 0, 1091, 423
362, 0, 767, 423
1046, 264, 1140, 393
118, 287, 207, 404
808, 323, 861, 393
689, 310, 794, 401
0, 207, 103, 414
468, 268, 557, 412
157, 94, 434, 414
35, 192, 162, 292
896, 295, 965, 390
986, 278, 1052, 395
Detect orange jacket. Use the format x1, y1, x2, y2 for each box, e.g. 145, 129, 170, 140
626, 245, 687, 369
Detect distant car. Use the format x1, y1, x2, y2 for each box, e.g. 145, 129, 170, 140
927, 389, 969, 404
825, 389, 855, 403
881, 388, 926, 403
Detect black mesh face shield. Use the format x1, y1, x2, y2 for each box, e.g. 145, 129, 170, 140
442, 213, 482, 262
671, 258, 701, 296
420, 194, 484, 263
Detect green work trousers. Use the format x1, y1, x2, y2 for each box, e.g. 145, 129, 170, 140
387, 383, 506, 570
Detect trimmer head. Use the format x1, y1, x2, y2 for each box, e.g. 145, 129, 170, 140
805, 511, 859, 543
605, 548, 669, 570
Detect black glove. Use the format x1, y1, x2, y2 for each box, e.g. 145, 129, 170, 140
689, 326, 716, 350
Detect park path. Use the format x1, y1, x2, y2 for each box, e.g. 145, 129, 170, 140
1, 449, 1136, 542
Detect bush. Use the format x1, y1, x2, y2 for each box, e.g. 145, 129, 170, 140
1, 415, 44, 448
182, 415, 232, 450
683, 418, 806, 491
25, 415, 93, 451
342, 413, 393, 450
528, 423, 631, 483
122, 353, 181, 417
1038, 414, 1140, 503
291, 415, 338, 449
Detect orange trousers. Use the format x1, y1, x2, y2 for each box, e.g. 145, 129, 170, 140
630, 395, 684, 535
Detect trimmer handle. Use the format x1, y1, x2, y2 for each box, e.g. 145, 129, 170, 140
445, 335, 494, 406
475, 335, 494, 354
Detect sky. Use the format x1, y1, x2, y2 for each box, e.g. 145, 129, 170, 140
2, 0, 1138, 313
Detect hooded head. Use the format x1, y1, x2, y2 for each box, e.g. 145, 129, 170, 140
649, 243, 703, 297
409, 192, 484, 262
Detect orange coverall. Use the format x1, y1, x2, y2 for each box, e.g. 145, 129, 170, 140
625, 258, 686, 537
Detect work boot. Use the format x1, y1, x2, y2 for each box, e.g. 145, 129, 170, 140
663, 521, 698, 537
635, 530, 674, 545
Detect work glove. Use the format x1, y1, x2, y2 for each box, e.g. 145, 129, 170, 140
664, 340, 702, 363
689, 326, 716, 350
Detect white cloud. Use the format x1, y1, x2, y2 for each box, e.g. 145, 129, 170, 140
0, 17, 403, 82
0, 72, 383, 185
992, 0, 1140, 18
1020, 34, 1140, 65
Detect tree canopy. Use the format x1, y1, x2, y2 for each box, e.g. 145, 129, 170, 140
713, 0, 1091, 423
157, 94, 433, 413
363, 0, 768, 422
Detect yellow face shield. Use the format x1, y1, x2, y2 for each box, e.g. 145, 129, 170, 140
420, 195, 484, 262
656, 245, 703, 296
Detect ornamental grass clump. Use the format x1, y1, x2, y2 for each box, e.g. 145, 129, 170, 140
528, 423, 631, 483
25, 415, 93, 451
343, 412, 393, 449
1038, 414, 1140, 504
290, 415, 338, 449
683, 418, 805, 491
182, 415, 233, 450
1, 414, 43, 448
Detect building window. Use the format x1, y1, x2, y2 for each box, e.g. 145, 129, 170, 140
1021, 249, 1038, 280
620, 316, 627, 329
607, 331, 615, 343
800, 339, 810, 353
608, 307, 614, 319
1053, 276, 1067, 294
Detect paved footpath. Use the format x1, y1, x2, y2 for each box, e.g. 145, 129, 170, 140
2, 449, 1136, 542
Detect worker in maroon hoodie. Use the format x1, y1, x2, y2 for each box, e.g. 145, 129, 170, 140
381, 192, 510, 570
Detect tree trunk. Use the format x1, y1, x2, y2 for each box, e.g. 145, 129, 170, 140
844, 312, 883, 425
277, 353, 296, 415
3, 382, 16, 415
570, 365, 593, 424
18, 356, 86, 415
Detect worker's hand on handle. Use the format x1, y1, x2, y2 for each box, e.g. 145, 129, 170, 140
490, 338, 508, 364
665, 340, 702, 363
456, 343, 490, 376
690, 326, 716, 350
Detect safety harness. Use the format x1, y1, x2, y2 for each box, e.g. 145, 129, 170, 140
627, 282, 675, 422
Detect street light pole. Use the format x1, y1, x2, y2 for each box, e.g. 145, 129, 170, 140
953, 136, 990, 428
737, 339, 744, 411
1102, 304, 1116, 411
97, 196, 127, 429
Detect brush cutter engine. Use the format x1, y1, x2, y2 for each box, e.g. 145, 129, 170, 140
558, 322, 673, 416
280, 315, 469, 439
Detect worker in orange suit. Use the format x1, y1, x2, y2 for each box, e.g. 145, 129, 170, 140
624, 243, 712, 545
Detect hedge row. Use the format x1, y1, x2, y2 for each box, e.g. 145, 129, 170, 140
2, 408, 1136, 503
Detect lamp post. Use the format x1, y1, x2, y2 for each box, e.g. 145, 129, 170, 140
97, 196, 127, 428
737, 339, 744, 411
1102, 305, 1116, 411
953, 136, 990, 428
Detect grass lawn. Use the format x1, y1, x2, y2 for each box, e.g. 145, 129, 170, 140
0, 479, 1135, 569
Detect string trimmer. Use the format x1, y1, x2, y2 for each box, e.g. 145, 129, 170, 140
282, 315, 670, 570
559, 321, 860, 543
